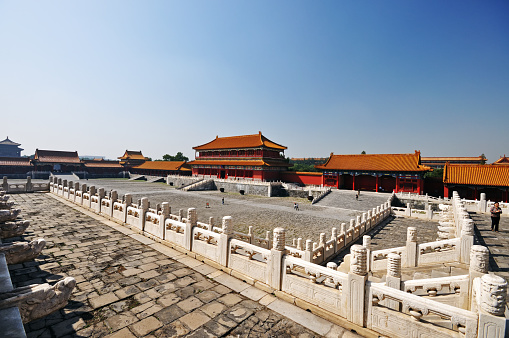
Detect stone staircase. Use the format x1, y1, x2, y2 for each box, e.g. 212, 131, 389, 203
128, 174, 145, 181
180, 179, 214, 191
145, 175, 165, 183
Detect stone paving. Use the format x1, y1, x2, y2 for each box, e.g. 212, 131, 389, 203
6, 193, 360, 338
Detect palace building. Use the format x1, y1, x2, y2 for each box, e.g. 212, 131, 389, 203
131, 161, 192, 177
31, 149, 84, 173
316, 151, 431, 193
118, 150, 148, 169
443, 163, 509, 202
492, 155, 509, 165
421, 156, 485, 168
0, 137, 23, 157
188, 132, 291, 181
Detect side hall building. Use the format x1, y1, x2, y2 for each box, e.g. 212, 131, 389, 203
188, 132, 292, 181
316, 151, 431, 194
443, 163, 509, 202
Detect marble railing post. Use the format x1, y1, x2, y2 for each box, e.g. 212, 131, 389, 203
208, 217, 214, 231
2, 176, 6, 191
304, 239, 313, 262
404, 202, 411, 217
178, 209, 184, 222
139, 197, 149, 232
345, 244, 368, 326
269, 227, 286, 290
183, 208, 195, 251
460, 219, 474, 264
26, 176, 32, 192
469, 245, 490, 312
406, 227, 417, 267
98, 188, 105, 206
89, 185, 96, 197
331, 228, 337, 253
219, 216, 233, 266
363, 235, 371, 272
477, 274, 508, 337
385, 253, 402, 311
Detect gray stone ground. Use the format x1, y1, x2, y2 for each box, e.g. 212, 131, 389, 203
470, 213, 509, 284
44, 179, 390, 246
7, 193, 360, 338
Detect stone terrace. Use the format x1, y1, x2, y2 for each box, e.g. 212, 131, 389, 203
7, 193, 360, 338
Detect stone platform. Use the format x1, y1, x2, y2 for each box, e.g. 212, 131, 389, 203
7, 193, 360, 338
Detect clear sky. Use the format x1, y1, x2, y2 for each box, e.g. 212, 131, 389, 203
1, 1, 508, 162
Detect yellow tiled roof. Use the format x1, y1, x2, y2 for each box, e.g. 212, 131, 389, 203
133, 161, 191, 171
316, 151, 430, 172
193, 132, 287, 151
444, 164, 509, 187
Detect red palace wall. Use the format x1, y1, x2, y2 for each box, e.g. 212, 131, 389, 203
281, 172, 322, 186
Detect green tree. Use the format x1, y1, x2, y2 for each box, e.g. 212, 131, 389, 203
361, 151, 366, 154
480, 153, 486, 165
162, 152, 189, 162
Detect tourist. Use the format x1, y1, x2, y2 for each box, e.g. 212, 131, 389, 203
355, 191, 359, 201
296, 203, 299, 211
222, 197, 224, 205
491, 202, 502, 232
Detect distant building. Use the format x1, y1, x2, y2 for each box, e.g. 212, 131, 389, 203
118, 150, 148, 168
0, 157, 32, 175
421, 156, 485, 168
492, 155, 509, 165
31, 149, 84, 172
131, 161, 192, 177
316, 151, 431, 194
188, 132, 291, 180
0, 137, 23, 157
443, 163, 509, 202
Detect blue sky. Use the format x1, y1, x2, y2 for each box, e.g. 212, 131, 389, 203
1, 1, 508, 162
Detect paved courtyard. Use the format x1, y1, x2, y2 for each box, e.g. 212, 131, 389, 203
7, 193, 360, 338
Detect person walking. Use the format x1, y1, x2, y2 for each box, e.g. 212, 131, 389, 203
222, 197, 224, 205
491, 202, 502, 232
295, 202, 299, 211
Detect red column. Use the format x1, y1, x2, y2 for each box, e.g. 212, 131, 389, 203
352, 174, 356, 191
336, 174, 340, 189
395, 176, 400, 193
376, 175, 379, 192
444, 185, 449, 199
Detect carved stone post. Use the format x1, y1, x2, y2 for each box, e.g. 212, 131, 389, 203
74, 182, 80, 191
269, 227, 286, 290
2, 176, 7, 191
304, 239, 313, 262
346, 245, 367, 326
363, 235, 371, 272
89, 185, 96, 196
178, 209, 184, 222
26, 176, 32, 192
319, 233, 326, 247
208, 217, 214, 232
406, 227, 417, 267
385, 253, 402, 311
331, 228, 338, 253
185, 208, 196, 251
477, 274, 508, 337
460, 219, 474, 264
366, 210, 372, 229
219, 216, 233, 266
296, 238, 303, 251
111, 190, 118, 203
